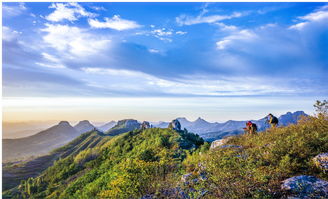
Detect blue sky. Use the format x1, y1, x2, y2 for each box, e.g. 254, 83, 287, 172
2, 2, 328, 122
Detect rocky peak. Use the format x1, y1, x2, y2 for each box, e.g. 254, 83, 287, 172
194, 117, 209, 124
141, 121, 151, 129
168, 119, 181, 131
117, 119, 140, 128
74, 120, 95, 133
77, 120, 91, 125
58, 121, 70, 126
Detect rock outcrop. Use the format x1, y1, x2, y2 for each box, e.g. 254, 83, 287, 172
141, 121, 151, 130
106, 119, 141, 136
210, 137, 233, 149
168, 119, 181, 131
281, 175, 328, 199
313, 153, 328, 172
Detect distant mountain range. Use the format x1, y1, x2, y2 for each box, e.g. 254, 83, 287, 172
3, 121, 96, 162
153, 111, 308, 141
2, 111, 307, 162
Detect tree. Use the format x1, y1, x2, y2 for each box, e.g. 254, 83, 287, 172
314, 100, 328, 116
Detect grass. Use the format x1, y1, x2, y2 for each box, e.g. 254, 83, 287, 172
183, 115, 328, 198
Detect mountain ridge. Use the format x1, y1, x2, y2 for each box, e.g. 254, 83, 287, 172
153, 111, 308, 141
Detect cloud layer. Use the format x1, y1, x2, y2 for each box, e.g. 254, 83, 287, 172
3, 2, 328, 100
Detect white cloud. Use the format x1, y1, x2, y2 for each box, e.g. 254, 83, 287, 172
216, 29, 257, 50
41, 24, 111, 57
36, 62, 66, 69
149, 49, 160, 54
46, 2, 96, 22
41, 52, 60, 63
151, 28, 172, 36
88, 15, 141, 31
176, 12, 242, 26
290, 5, 328, 30
176, 31, 187, 35
150, 28, 173, 42
136, 27, 180, 42
2, 26, 21, 42
80, 67, 294, 97
90, 6, 107, 11
216, 22, 238, 32
82, 67, 153, 79
3, 3, 26, 17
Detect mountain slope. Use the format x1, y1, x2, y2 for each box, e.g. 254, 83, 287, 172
97, 121, 116, 132
4, 128, 204, 199
2, 130, 110, 192
3, 121, 80, 162
105, 119, 141, 136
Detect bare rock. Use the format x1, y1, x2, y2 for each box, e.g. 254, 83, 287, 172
168, 119, 181, 131
281, 175, 328, 199
313, 152, 328, 172
210, 137, 233, 149
141, 121, 151, 130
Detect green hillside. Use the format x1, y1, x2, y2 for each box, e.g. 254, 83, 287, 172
3, 104, 328, 199
4, 128, 204, 199
2, 130, 110, 193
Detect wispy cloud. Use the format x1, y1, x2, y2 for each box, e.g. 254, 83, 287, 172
176, 12, 243, 26
90, 6, 107, 11
88, 15, 141, 31
176, 31, 187, 35
41, 23, 111, 57
216, 29, 257, 50
3, 3, 26, 17
2, 26, 21, 42
80, 66, 310, 97
136, 27, 186, 42
151, 28, 173, 42
289, 5, 328, 30
46, 2, 96, 22
148, 48, 160, 54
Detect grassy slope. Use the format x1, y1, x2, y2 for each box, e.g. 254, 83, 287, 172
2, 130, 110, 193
183, 115, 328, 198
5, 128, 203, 199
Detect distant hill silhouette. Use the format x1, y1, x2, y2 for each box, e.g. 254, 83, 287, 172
3, 121, 95, 162
97, 121, 116, 132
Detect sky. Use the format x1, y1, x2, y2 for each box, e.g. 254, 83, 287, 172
2, 2, 328, 123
